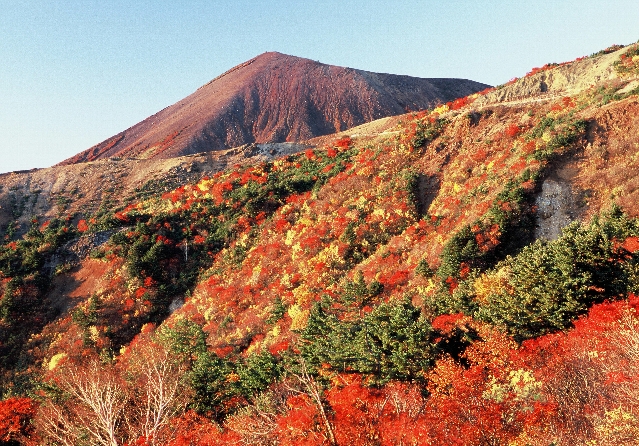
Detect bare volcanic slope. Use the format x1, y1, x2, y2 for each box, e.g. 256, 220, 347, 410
60, 52, 489, 164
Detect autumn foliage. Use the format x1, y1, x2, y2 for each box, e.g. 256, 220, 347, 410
0, 397, 37, 444
2, 41, 639, 445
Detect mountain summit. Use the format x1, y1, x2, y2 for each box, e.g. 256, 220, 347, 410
60, 52, 489, 164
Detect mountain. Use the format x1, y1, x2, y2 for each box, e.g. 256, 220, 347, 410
2, 42, 639, 445
58, 52, 489, 164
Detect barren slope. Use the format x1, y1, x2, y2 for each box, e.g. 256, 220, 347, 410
59, 52, 489, 164
0, 142, 308, 236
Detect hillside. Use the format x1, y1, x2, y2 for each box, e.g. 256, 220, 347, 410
58, 52, 489, 164
0, 142, 309, 239
2, 42, 639, 445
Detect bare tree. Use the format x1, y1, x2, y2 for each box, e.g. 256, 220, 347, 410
285, 360, 337, 446
36, 341, 190, 445
124, 343, 191, 445
226, 382, 298, 445
35, 359, 126, 446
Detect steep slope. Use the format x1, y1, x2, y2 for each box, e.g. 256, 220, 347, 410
59, 52, 489, 164
3, 41, 639, 445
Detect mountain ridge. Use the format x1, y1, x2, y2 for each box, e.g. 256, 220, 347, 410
58, 51, 489, 165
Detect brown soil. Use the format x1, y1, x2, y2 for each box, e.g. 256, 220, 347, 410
45, 258, 111, 314
0, 142, 309, 235
474, 46, 628, 106
59, 52, 488, 165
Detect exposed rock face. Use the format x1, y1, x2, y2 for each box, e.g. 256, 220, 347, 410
534, 162, 589, 241
59, 52, 489, 165
535, 179, 581, 241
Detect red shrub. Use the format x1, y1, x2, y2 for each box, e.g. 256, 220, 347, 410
505, 124, 521, 138
77, 219, 89, 232
0, 397, 37, 443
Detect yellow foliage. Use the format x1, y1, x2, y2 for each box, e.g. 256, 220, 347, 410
226, 372, 240, 383
591, 407, 639, 446
89, 325, 99, 343
433, 104, 450, 115
483, 369, 542, 403
474, 267, 513, 304
288, 304, 310, 331
371, 208, 387, 219
265, 324, 281, 342
297, 217, 314, 227
418, 278, 439, 296
292, 284, 313, 306
246, 338, 260, 355
48, 352, 67, 370
315, 243, 345, 269
200, 307, 214, 321
357, 165, 375, 177
248, 265, 262, 285
284, 229, 296, 246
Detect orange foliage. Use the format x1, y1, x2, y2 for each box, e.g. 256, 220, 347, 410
77, 219, 89, 232
0, 397, 37, 443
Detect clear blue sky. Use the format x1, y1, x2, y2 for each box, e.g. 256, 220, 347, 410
1, 0, 638, 174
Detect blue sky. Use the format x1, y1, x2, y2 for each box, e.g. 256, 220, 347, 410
1, 0, 638, 173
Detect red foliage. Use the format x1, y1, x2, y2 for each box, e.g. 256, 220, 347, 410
114, 211, 129, 222
450, 96, 469, 110
276, 394, 327, 445
268, 340, 290, 356
509, 159, 527, 173
77, 219, 89, 232
471, 148, 488, 162
0, 397, 37, 443
333, 136, 352, 150
167, 411, 236, 446
562, 96, 576, 108
431, 313, 471, 334
522, 140, 537, 155
445, 276, 459, 293
622, 236, 639, 253
504, 123, 521, 138
477, 87, 496, 96
214, 346, 233, 358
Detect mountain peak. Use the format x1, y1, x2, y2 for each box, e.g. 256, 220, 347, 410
59, 54, 489, 165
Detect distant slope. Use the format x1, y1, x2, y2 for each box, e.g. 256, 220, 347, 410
59, 52, 489, 164
0, 142, 308, 235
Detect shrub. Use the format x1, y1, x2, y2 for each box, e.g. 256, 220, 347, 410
614, 44, 639, 76
300, 296, 435, 383
477, 207, 639, 340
